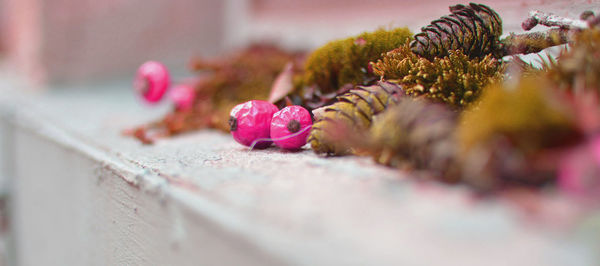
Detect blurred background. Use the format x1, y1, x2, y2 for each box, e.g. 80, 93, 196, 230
0, 0, 592, 86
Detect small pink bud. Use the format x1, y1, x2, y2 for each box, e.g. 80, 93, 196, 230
229, 100, 279, 149
354, 37, 367, 46
169, 84, 196, 111
134, 61, 170, 103
270, 105, 312, 150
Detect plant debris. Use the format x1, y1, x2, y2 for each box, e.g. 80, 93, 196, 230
128, 44, 304, 143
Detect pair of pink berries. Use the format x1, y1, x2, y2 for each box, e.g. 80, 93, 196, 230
134, 61, 195, 110
229, 100, 312, 150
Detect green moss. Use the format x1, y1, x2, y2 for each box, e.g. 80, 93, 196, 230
372, 45, 504, 108
456, 77, 583, 189
458, 78, 577, 155
303, 27, 413, 94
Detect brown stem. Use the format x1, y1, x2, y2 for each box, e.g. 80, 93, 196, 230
499, 28, 569, 57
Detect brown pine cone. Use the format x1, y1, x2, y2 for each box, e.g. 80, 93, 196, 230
308, 81, 404, 155
410, 3, 503, 60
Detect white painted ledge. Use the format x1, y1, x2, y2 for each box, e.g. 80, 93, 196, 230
0, 73, 599, 266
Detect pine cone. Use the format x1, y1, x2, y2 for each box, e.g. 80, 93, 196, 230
308, 81, 404, 155
410, 3, 503, 60
366, 98, 460, 182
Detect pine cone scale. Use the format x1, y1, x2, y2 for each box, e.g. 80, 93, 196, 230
344, 90, 381, 115
410, 3, 502, 60
309, 82, 404, 155
431, 20, 460, 50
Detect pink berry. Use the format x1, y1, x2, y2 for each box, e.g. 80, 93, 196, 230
169, 84, 196, 111
229, 100, 279, 149
134, 61, 170, 103
270, 105, 312, 150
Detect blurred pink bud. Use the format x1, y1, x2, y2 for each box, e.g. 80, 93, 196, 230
354, 37, 367, 46
169, 84, 196, 111
134, 61, 170, 103
558, 135, 600, 197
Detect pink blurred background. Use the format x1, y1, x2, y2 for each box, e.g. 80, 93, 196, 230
0, 0, 596, 85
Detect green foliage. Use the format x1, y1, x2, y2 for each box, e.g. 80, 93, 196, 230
303, 27, 413, 95
372, 45, 504, 108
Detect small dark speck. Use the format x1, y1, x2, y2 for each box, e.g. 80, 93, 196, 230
177, 159, 189, 167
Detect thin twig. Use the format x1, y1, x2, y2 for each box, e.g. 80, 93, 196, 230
500, 28, 570, 57
523, 10, 589, 30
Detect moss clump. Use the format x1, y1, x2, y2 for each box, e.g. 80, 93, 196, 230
303, 27, 413, 95
457, 78, 581, 189
459, 78, 576, 153
372, 45, 504, 108
546, 28, 600, 93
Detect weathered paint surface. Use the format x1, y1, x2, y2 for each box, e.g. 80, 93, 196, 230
0, 74, 598, 265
